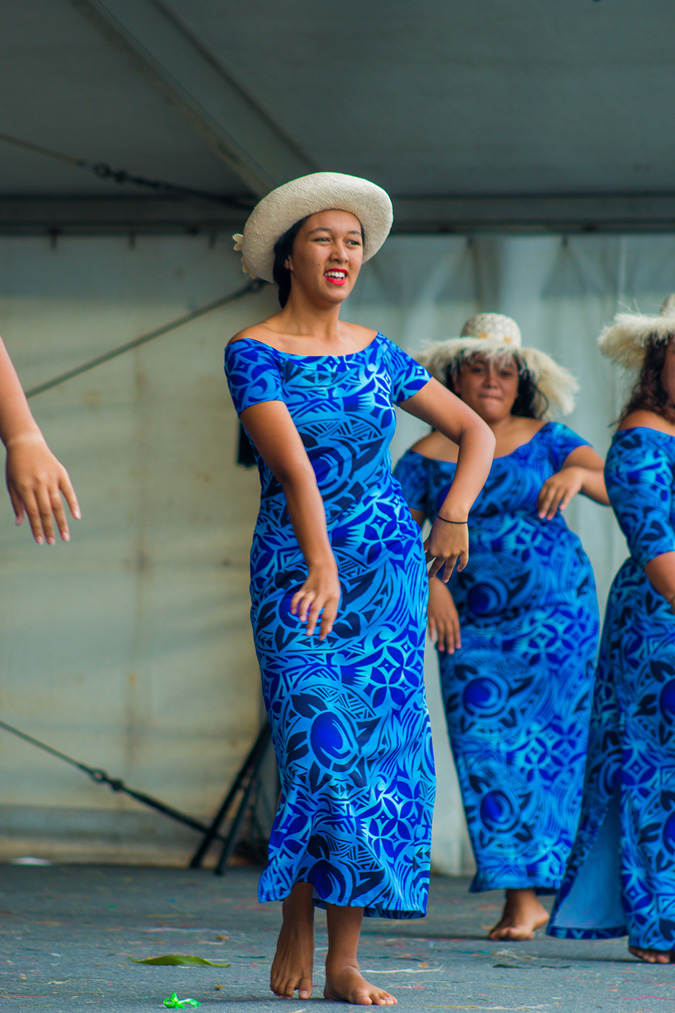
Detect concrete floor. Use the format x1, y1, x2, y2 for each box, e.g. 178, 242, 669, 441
0, 862, 673, 1013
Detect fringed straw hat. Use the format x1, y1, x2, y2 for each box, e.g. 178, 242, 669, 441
232, 171, 393, 283
417, 313, 579, 419
598, 295, 675, 369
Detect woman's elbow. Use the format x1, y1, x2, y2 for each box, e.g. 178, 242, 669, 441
275, 459, 317, 490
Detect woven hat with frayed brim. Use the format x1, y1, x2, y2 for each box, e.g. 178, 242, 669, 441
416, 313, 579, 419
598, 295, 675, 369
232, 171, 393, 283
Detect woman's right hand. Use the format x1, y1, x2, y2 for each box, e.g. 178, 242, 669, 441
428, 577, 461, 653
291, 562, 341, 641
6, 432, 80, 544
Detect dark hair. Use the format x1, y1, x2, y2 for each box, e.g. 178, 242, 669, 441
618, 337, 675, 426
271, 215, 366, 308
272, 218, 306, 309
445, 351, 548, 420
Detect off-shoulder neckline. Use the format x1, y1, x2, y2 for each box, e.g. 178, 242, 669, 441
406, 421, 557, 465
227, 332, 383, 360
615, 425, 675, 440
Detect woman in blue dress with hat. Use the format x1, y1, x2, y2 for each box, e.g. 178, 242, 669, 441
548, 296, 675, 963
394, 314, 608, 942
224, 172, 495, 1005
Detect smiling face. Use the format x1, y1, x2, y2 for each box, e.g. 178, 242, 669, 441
454, 353, 520, 424
285, 209, 364, 305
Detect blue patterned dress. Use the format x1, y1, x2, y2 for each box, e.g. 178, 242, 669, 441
224, 333, 435, 918
394, 423, 599, 893
548, 428, 675, 950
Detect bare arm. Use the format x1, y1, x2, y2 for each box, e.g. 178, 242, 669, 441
401, 378, 495, 579
411, 496, 461, 652
409, 507, 425, 530
610, 417, 675, 610
0, 338, 80, 543
537, 444, 609, 520
644, 552, 675, 610
239, 399, 340, 639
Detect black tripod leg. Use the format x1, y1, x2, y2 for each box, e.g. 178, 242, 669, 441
214, 724, 272, 875
189, 722, 271, 869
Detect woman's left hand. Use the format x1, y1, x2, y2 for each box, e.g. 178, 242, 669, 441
424, 517, 469, 582
537, 466, 583, 520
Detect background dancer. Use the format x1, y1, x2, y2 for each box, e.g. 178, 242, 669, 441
549, 295, 675, 963
224, 173, 494, 1005
395, 313, 607, 940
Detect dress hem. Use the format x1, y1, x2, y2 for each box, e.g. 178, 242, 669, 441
547, 925, 627, 941
469, 880, 559, 895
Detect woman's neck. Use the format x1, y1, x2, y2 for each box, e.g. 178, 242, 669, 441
273, 294, 343, 340
488, 414, 545, 456
486, 413, 518, 438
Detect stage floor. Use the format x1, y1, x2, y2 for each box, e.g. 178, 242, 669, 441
0, 863, 668, 1013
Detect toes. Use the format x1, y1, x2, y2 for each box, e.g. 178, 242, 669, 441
629, 946, 671, 964
298, 976, 312, 999
490, 927, 534, 941
489, 921, 538, 941
271, 975, 297, 998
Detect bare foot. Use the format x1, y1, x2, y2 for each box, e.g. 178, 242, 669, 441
488, 888, 549, 941
629, 945, 674, 964
324, 962, 396, 1005
270, 884, 315, 999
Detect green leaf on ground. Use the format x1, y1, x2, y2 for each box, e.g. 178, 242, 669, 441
130, 954, 230, 967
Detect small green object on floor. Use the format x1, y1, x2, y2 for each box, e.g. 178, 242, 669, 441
130, 954, 230, 966
162, 993, 202, 1009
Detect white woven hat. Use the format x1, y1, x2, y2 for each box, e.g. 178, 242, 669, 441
232, 171, 393, 283
598, 295, 675, 369
417, 313, 579, 419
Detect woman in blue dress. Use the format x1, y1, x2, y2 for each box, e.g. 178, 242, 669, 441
224, 172, 495, 1005
548, 296, 675, 962
394, 313, 608, 941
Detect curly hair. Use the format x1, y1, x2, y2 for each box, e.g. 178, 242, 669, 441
618, 337, 675, 425
444, 351, 549, 420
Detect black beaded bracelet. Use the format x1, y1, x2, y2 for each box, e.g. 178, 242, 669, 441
436, 515, 468, 525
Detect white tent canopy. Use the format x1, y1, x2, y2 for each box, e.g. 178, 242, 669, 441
1, 1, 675, 232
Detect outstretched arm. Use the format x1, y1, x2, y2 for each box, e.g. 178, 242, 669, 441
239, 399, 340, 640
0, 338, 80, 543
401, 378, 495, 580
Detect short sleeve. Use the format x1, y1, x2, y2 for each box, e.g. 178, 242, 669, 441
224, 340, 284, 415
393, 450, 432, 514
383, 337, 431, 405
605, 429, 675, 568
546, 422, 591, 472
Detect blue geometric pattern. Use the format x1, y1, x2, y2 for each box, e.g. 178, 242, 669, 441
224, 334, 435, 919
548, 427, 675, 949
394, 424, 599, 892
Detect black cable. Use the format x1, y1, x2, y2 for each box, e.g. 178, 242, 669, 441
25, 278, 263, 399
0, 130, 253, 208
0, 719, 226, 840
